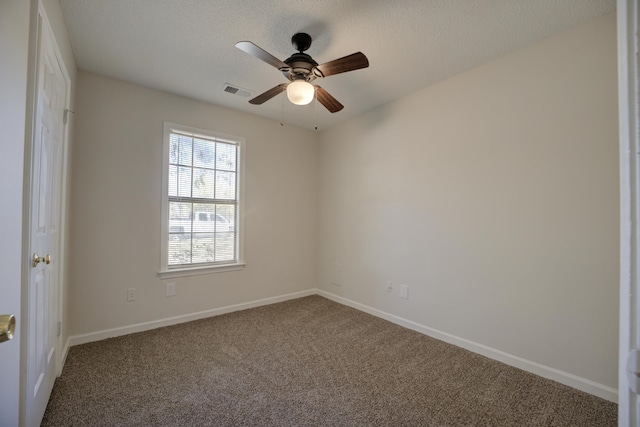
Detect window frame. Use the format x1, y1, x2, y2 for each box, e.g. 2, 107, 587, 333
159, 122, 245, 278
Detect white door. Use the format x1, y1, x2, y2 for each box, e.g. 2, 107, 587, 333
619, 0, 640, 426
25, 11, 67, 427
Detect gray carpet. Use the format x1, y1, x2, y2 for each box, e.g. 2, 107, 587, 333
42, 295, 617, 426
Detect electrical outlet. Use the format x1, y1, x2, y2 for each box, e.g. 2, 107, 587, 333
400, 284, 409, 299
386, 281, 393, 292
166, 282, 176, 297
127, 288, 136, 302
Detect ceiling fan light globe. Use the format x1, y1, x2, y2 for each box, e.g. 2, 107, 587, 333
287, 80, 315, 105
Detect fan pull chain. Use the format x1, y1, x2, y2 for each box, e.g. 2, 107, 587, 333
280, 87, 285, 127
314, 89, 318, 131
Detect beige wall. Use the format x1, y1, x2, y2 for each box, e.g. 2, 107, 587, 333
317, 12, 619, 390
69, 72, 318, 335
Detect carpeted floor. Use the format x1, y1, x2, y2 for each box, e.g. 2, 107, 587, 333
42, 295, 617, 426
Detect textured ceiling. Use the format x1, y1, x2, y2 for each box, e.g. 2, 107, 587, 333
59, 0, 615, 131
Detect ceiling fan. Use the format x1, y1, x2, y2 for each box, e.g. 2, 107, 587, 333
235, 33, 369, 113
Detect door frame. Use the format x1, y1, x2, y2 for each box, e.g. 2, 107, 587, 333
20, 1, 72, 423
618, 0, 639, 425
0, 1, 34, 425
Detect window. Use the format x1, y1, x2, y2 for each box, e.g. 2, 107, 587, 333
160, 122, 244, 277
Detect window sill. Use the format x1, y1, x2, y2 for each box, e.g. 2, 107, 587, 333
158, 262, 246, 279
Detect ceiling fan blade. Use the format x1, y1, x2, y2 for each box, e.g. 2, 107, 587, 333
315, 86, 344, 113
235, 41, 290, 71
314, 52, 369, 77
249, 83, 287, 105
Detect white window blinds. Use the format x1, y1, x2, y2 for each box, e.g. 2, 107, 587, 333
166, 129, 239, 268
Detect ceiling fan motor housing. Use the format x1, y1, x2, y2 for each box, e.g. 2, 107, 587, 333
283, 52, 318, 82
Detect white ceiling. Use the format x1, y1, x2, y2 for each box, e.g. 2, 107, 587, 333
59, 0, 615, 131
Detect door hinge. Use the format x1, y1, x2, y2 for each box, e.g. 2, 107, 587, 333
626, 349, 640, 393
63, 108, 74, 125
57, 321, 61, 337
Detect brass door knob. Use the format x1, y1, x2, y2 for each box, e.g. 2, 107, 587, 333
32, 253, 51, 267
0, 314, 16, 343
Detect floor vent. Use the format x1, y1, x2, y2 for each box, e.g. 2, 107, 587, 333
223, 84, 252, 98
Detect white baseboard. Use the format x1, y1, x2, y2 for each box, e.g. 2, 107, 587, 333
65, 287, 617, 402
67, 289, 316, 347
316, 289, 618, 403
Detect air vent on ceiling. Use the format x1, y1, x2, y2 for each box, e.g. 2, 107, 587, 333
222, 83, 253, 98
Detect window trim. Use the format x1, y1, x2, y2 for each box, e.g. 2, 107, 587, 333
159, 122, 245, 278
